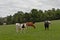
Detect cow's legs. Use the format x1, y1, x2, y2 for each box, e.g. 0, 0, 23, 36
47, 25, 49, 30
44, 24, 47, 30
32, 25, 36, 29
16, 26, 19, 33
45, 24, 49, 30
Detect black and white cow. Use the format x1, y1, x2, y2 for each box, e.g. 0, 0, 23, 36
44, 20, 51, 30
16, 23, 26, 33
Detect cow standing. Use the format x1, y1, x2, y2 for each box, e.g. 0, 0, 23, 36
16, 23, 26, 33
44, 20, 51, 30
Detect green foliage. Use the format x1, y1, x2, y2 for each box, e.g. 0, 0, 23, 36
0, 8, 60, 24
0, 18, 4, 25
6, 15, 12, 24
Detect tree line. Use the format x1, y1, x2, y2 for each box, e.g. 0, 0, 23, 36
0, 8, 60, 25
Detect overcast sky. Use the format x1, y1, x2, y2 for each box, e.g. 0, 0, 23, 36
0, 0, 60, 17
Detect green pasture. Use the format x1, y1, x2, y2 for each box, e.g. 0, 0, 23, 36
0, 20, 60, 40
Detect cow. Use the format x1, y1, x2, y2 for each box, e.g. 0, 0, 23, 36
16, 22, 35, 33
44, 20, 51, 30
16, 23, 26, 33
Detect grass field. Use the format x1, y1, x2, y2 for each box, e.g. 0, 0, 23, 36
0, 20, 60, 40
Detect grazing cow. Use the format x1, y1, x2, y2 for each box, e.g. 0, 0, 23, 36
26, 22, 35, 29
16, 22, 35, 33
44, 20, 51, 30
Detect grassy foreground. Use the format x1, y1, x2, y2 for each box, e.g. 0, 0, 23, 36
0, 20, 60, 40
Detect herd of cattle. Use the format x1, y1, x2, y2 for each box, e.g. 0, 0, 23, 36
16, 20, 51, 33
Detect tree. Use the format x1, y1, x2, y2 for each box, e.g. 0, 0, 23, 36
31, 9, 39, 22
6, 15, 12, 24
13, 11, 24, 23
0, 17, 3, 25
2, 8, 60, 24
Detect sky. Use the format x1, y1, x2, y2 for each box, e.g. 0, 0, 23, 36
0, 0, 60, 17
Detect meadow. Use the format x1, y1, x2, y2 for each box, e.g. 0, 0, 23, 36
0, 20, 60, 40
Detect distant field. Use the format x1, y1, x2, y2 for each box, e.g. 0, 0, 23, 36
0, 20, 60, 40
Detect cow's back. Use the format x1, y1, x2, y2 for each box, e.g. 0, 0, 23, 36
26, 22, 33, 26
